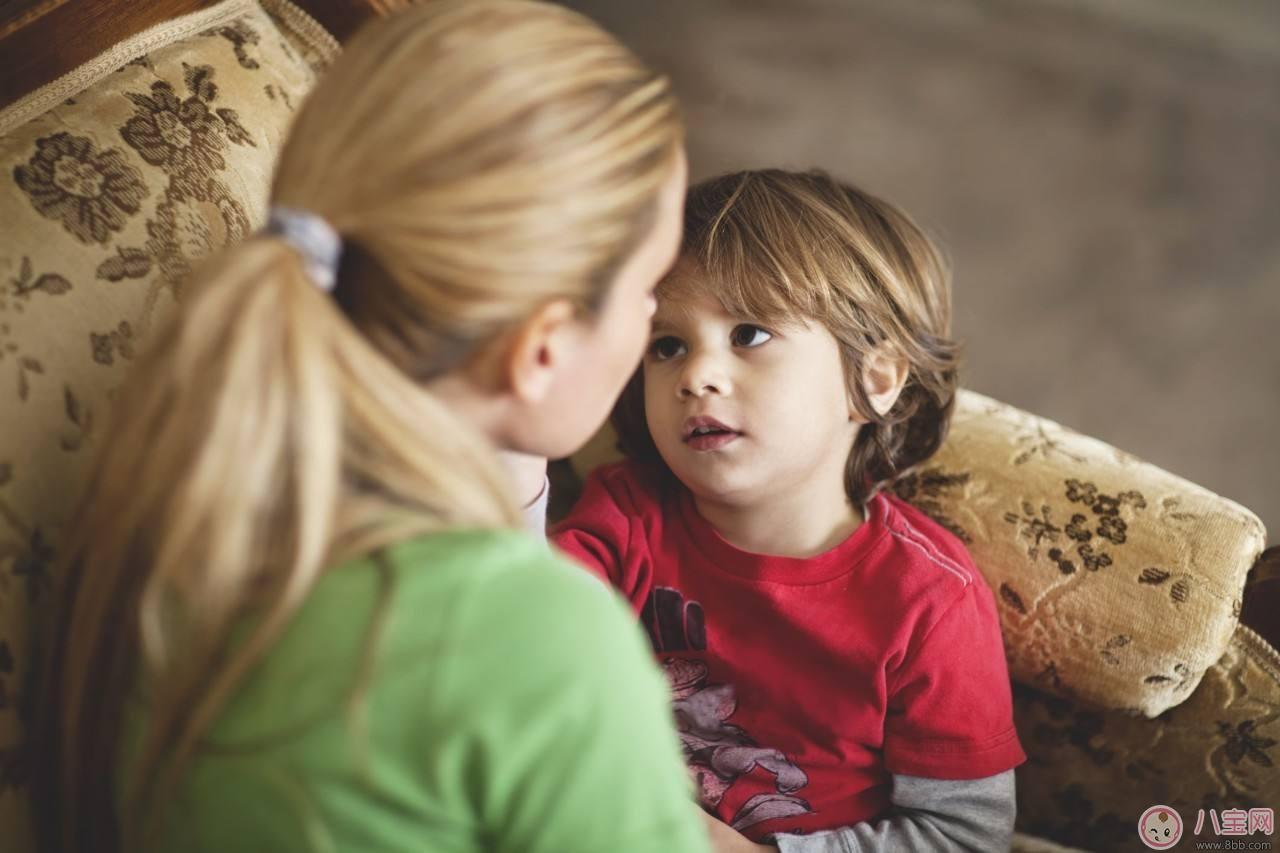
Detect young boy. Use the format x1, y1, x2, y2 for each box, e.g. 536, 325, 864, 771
549, 169, 1025, 851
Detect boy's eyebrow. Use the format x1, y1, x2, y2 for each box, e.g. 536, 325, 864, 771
648, 317, 680, 336
648, 304, 694, 335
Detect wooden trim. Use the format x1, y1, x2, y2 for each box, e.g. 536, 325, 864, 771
0, 0, 223, 110
0, 0, 414, 112
0, 0, 73, 40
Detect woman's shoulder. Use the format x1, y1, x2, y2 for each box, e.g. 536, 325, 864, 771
258, 528, 630, 687
360, 527, 643, 664
376, 526, 559, 582
245, 527, 649, 733
377, 526, 614, 603
360, 528, 662, 742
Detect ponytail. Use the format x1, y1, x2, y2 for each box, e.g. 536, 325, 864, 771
38, 238, 518, 851
36, 2, 683, 849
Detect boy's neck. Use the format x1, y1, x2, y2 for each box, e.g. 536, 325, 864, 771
692, 485, 866, 559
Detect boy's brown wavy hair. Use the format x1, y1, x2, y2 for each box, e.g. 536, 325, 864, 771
612, 168, 961, 506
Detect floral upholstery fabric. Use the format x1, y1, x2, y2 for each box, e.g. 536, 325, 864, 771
0, 2, 337, 848
1014, 625, 1280, 851
908, 390, 1267, 718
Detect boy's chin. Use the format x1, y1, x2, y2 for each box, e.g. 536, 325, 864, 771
676, 467, 763, 508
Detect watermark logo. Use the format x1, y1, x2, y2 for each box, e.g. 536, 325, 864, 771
1193, 807, 1275, 848
1138, 804, 1275, 849
1139, 805, 1184, 849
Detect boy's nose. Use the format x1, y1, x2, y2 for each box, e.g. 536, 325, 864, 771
677, 352, 730, 398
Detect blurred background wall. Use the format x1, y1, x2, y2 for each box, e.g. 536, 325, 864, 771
562, 0, 1280, 536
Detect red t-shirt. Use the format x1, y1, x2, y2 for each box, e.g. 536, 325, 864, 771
551, 460, 1025, 841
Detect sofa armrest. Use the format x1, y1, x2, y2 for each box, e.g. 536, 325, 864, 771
0, 4, 338, 849
1013, 624, 1280, 850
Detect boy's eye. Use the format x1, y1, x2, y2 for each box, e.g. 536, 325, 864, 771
730, 324, 772, 348
649, 336, 686, 360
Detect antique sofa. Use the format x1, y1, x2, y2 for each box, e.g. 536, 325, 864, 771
0, 2, 1276, 851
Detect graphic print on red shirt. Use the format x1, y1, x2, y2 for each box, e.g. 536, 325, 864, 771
552, 460, 1026, 841
647, 587, 814, 832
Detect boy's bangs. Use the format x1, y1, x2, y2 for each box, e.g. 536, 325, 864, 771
662, 245, 821, 331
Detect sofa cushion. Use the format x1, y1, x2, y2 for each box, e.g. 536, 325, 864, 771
570, 389, 1267, 717
0, 1, 336, 846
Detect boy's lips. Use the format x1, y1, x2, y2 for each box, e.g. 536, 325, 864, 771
681, 415, 737, 439
681, 415, 742, 451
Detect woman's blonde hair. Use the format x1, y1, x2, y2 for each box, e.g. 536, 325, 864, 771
613, 169, 959, 506
33, 3, 682, 851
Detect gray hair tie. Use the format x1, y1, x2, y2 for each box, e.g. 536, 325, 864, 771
265, 206, 342, 292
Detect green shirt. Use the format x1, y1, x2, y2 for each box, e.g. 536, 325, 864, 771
125, 529, 708, 853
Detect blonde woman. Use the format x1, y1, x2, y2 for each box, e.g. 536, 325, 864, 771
32, 3, 706, 852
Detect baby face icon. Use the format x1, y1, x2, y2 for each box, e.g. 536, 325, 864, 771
1138, 805, 1183, 849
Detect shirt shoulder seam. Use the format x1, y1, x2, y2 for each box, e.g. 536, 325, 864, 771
885, 505, 972, 586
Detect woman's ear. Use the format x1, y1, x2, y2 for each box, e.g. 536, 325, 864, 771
851, 347, 909, 420
499, 298, 579, 403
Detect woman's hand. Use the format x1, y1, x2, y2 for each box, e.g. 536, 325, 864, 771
498, 450, 548, 508
701, 812, 777, 853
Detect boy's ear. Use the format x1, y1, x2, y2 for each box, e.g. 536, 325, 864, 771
500, 298, 579, 403
851, 347, 910, 420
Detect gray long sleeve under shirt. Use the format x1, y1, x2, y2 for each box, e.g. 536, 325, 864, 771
772, 771, 1015, 852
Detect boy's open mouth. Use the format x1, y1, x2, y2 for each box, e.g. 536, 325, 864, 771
682, 416, 741, 450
